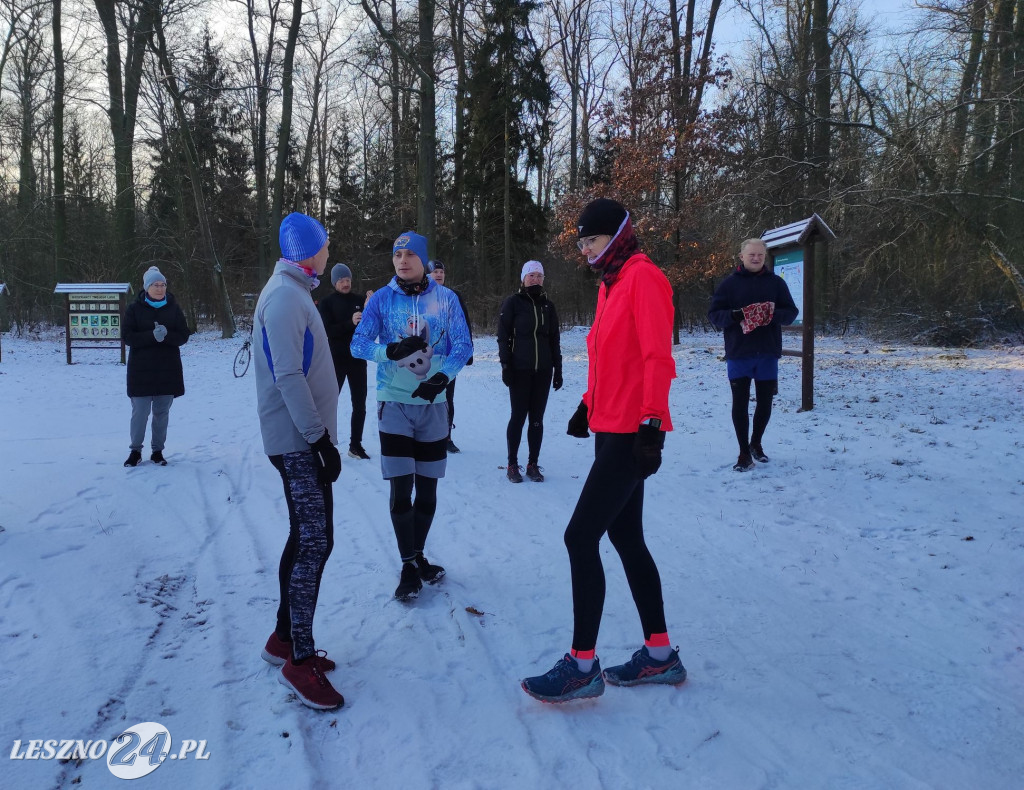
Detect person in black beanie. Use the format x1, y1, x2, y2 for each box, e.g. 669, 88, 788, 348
497, 260, 562, 482
428, 260, 473, 453
707, 238, 799, 470
318, 263, 374, 459
521, 197, 685, 703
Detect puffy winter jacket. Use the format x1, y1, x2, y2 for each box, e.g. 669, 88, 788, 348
583, 253, 675, 433
124, 291, 190, 398
497, 289, 562, 375
707, 265, 799, 359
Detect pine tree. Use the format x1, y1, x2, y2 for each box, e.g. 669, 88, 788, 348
463, 0, 551, 293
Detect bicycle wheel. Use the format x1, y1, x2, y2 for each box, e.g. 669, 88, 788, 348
233, 342, 251, 377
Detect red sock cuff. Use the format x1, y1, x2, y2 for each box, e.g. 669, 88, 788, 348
570, 648, 596, 660
645, 632, 671, 648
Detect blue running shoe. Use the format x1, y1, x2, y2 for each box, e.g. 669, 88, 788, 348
602, 646, 687, 687
521, 654, 605, 703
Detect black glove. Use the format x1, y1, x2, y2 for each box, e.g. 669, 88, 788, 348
553, 370, 563, 391
731, 309, 743, 323
501, 365, 513, 387
309, 430, 342, 484
633, 423, 665, 479
411, 372, 449, 403
386, 335, 428, 361
567, 402, 589, 438
466, 356, 474, 366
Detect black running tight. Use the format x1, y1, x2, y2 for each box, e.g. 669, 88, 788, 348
506, 368, 552, 465
389, 474, 438, 561
563, 433, 667, 653
730, 377, 775, 452
335, 360, 368, 446
269, 451, 334, 662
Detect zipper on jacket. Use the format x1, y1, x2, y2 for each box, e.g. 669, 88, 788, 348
591, 287, 607, 417
532, 302, 540, 371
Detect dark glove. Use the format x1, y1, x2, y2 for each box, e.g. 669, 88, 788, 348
633, 423, 665, 479
567, 402, 589, 438
153, 322, 167, 342
730, 309, 743, 324
411, 372, 449, 403
466, 356, 474, 366
501, 365, 513, 387
386, 335, 428, 361
553, 370, 563, 391
309, 430, 342, 484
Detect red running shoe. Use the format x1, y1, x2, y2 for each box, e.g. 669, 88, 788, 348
262, 632, 336, 672
279, 653, 344, 710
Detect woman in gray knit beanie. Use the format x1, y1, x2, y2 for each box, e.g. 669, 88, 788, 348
122, 265, 191, 467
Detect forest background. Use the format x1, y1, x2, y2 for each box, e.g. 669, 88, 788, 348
2, 0, 1023, 343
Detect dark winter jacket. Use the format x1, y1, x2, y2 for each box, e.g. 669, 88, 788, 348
497, 288, 562, 375
318, 290, 367, 365
123, 291, 190, 398
708, 266, 799, 359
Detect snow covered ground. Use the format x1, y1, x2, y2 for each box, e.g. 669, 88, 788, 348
1, 327, 1022, 789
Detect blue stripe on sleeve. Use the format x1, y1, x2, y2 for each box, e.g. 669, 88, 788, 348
261, 327, 276, 382
302, 327, 314, 375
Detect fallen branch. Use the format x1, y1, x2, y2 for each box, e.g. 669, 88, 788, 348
984, 240, 1024, 312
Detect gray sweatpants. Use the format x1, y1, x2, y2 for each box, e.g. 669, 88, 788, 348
129, 395, 174, 452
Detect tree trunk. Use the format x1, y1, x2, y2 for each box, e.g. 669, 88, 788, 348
94, 0, 157, 277
245, 0, 278, 279
503, 105, 511, 288
811, 0, 831, 320
417, 0, 436, 246
948, 0, 988, 188
390, 0, 402, 221
296, 59, 324, 214
17, 53, 35, 213
271, 0, 304, 258
53, 0, 66, 283
449, 0, 468, 266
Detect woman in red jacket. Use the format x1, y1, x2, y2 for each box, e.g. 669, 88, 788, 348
521, 198, 687, 703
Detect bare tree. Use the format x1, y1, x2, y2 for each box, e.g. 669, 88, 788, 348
269, 0, 304, 259
294, 0, 350, 215
52, 0, 65, 281
150, 0, 236, 337
93, 0, 159, 275
361, 0, 437, 247
233, 0, 282, 279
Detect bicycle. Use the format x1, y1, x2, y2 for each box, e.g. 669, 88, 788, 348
233, 332, 252, 377
234, 327, 253, 377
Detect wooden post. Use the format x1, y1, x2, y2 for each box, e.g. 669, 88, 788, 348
801, 242, 815, 411
762, 213, 835, 413
65, 294, 72, 365
119, 293, 127, 364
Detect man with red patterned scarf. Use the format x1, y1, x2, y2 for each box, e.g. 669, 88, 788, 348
521, 198, 687, 703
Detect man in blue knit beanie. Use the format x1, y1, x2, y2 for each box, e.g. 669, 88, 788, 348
253, 211, 344, 710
